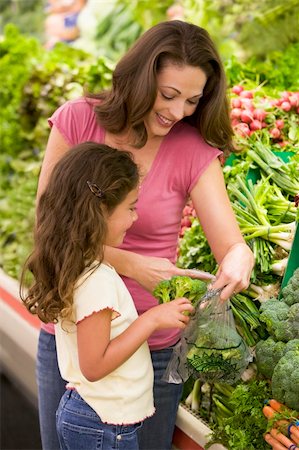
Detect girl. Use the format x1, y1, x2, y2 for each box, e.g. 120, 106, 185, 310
21, 142, 193, 449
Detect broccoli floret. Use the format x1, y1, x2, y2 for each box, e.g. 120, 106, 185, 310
188, 279, 208, 304
153, 276, 207, 305
271, 347, 299, 410
281, 267, 299, 307
170, 276, 193, 298
285, 338, 299, 352
259, 298, 299, 342
152, 279, 172, 304
255, 337, 286, 379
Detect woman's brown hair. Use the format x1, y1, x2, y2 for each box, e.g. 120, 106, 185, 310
89, 20, 233, 152
20, 142, 139, 323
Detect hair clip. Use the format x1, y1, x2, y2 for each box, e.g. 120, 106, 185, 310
87, 181, 104, 198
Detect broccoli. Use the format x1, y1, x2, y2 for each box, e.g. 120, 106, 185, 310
271, 346, 299, 410
186, 322, 250, 384
255, 337, 286, 379
153, 276, 207, 306
259, 298, 299, 342
281, 267, 299, 307
152, 279, 173, 303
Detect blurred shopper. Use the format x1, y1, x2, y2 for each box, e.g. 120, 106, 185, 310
44, 0, 86, 49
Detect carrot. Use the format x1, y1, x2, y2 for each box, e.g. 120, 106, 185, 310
290, 432, 299, 445
263, 405, 276, 419
264, 433, 288, 450
270, 428, 295, 448
290, 425, 299, 441
269, 399, 288, 413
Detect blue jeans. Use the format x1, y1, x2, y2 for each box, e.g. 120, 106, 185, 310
37, 330, 183, 450
56, 390, 142, 450
137, 346, 183, 450
36, 329, 66, 450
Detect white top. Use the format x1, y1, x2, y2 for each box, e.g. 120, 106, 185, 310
55, 263, 155, 424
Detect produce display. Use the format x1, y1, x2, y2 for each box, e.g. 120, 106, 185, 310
1, 18, 299, 450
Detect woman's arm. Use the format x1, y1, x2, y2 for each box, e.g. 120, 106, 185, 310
77, 298, 193, 382
37, 125, 71, 200
104, 246, 214, 293
190, 158, 254, 300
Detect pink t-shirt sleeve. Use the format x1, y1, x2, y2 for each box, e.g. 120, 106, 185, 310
48, 98, 104, 146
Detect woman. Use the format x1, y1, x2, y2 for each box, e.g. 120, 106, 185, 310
36, 20, 254, 450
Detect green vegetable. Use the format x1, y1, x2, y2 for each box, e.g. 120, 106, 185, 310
207, 379, 272, 450
152, 275, 207, 306
281, 267, 299, 306
271, 345, 299, 410
255, 337, 286, 378
186, 322, 250, 384
259, 298, 299, 342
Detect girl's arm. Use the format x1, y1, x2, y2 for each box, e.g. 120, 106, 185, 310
190, 157, 254, 300
77, 298, 193, 382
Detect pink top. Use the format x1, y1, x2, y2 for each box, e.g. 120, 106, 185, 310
42, 97, 221, 349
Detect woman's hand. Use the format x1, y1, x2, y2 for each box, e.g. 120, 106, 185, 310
211, 243, 255, 301
133, 255, 215, 293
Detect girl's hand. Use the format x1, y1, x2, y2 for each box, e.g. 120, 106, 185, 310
211, 243, 254, 301
145, 298, 194, 330
133, 255, 215, 293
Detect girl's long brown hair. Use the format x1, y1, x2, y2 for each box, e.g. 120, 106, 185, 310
88, 20, 234, 152
20, 143, 139, 323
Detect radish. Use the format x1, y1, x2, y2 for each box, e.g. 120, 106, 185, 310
232, 85, 243, 95
241, 98, 254, 110
289, 95, 299, 107
253, 108, 267, 121
275, 119, 285, 129
181, 217, 192, 227
234, 122, 250, 136
270, 128, 281, 139
250, 120, 262, 131
240, 110, 253, 123
230, 108, 242, 119
280, 101, 291, 111
240, 90, 253, 99
231, 98, 242, 108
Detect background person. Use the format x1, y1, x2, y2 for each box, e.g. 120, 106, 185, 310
35, 20, 254, 450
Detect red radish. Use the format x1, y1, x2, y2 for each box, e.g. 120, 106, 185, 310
241, 110, 253, 123
253, 108, 267, 121
231, 118, 240, 127
241, 98, 254, 110
230, 108, 242, 119
234, 122, 250, 136
270, 128, 281, 139
289, 95, 299, 107
231, 98, 242, 108
250, 120, 262, 131
275, 119, 285, 129
240, 90, 253, 99
181, 217, 192, 227
281, 101, 291, 111
232, 85, 243, 95
183, 205, 193, 216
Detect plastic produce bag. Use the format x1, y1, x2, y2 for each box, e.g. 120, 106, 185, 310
163, 289, 252, 384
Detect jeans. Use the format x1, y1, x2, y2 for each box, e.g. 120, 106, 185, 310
36, 329, 66, 450
37, 330, 183, 450
137, 346, 183, 450
56, 390, 142, 450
